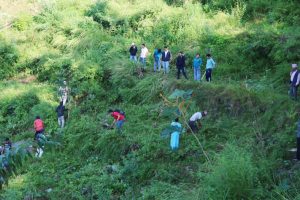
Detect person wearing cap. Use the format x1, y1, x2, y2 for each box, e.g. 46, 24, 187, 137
188, 111, 208, 133
129, 43, 138, 62
176, 52, 188, 79
290, 64, 300, 100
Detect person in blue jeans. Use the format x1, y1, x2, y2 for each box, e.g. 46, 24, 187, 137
193, 54, 202, 81
153, 48, 162, 72
129, 43, 138, 61
206, 54, 216, 82
139, 44, 149, 71
161, 46, 172, 74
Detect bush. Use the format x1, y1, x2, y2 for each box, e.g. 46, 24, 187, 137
12, 14, 33, 31
200, 143, 260, 199
0, 92, 39, 134
0, 38, 19, 80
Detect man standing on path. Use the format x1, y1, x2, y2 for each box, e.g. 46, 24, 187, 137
129, 43, 138, 62
34, 116, 45, 140
176, 52, 188, 79
56, 101, 65, 128
161, 46, 172, 74
188, 111, 208, 133
193, 53, 202, 81
290, 64, 300, 100
108, 109, 125, 133
59, 81, 69, 105
205, 54, 216, 82
139, 44, 149, 71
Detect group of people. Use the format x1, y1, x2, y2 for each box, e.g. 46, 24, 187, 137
32, 81, 69, 157
169, 111, 208, 150
129, 43, 216, 81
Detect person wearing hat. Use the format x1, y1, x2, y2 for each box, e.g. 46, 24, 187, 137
188, 111, 208, 133
290, 64, 300, 100
129, 42, 138, 62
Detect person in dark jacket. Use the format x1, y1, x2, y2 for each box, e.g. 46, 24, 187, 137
176, 52, 188, 79
3, 138, 12, 150
161, 46, 172, 74
129, 43, 138, 62
56, 101, 65, 128
290, 64, 300, 100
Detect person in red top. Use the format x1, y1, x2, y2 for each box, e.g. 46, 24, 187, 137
34, 116, 45, 140
108, 109, 125, 132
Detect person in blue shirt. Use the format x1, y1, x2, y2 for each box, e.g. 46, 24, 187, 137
170, 118, 182, 150
153, 48, 162, 72
205, 54, 216, 82
193, 53, 202, 81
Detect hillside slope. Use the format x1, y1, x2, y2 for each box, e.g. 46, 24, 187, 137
0, 0, 300, 199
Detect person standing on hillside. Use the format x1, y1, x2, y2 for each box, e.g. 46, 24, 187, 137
176, 52, 188, 79
162, 46, 172, 74
188, 111, 208, 133
59, 81, 69, 105
108, 109, 125, 133
290, 64, 300, 100
193, 53, 202, 81
129, 43, 138, 62
205, 54, 216, 82
170, 118, 182, 150
34, 116, 45, 140
139, 44, 149, 71
56, 101, 66, 128
153, 48, 162, 72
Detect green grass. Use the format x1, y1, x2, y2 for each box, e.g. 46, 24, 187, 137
0, 0, 300, 199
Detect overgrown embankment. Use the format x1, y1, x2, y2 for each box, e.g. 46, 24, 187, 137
0, 0, 300, 199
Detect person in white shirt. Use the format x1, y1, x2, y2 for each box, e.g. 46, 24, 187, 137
139, 44, 149, 71
290, 64, 300, 100
188, 111, 208, 133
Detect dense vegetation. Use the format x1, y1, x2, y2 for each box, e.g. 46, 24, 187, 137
0, 0, 300, 199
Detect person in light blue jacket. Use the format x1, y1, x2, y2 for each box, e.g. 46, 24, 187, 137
170, 118, 182, 150
193, 53, 202, 81
205, 54, 216, 82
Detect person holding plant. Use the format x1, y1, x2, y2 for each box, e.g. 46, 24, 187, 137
290, 64, 300, 100
176, 52, 188, 79
188, 111, 208, 133
193, 53, 202, 81
161, 46, 172, 74
205, 54, 216, 82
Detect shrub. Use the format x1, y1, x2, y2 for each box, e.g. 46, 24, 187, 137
200, 143, 260, 199
12, 14, 33, 31
0, 38, 19, 80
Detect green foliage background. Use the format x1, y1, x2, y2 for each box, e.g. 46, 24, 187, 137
0, 0, 299, 199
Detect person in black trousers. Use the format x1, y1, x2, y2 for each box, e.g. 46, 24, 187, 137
297, 120, 300, 160
176, 52, 188, 79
